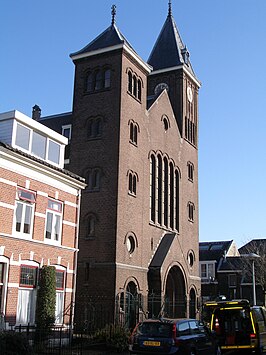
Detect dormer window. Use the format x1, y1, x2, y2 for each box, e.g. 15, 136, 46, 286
14, 122, 61, 166
15, 124, 30, 150
48, 140, 60, 165
32, 131, 46, 160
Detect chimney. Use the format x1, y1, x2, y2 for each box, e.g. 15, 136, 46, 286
32, 104, 41, 121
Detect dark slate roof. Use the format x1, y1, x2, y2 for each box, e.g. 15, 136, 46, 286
70, 24, 136, 58
239, 239, 266, 255
149, 233, 176, 268
218, 256, 244, 272
199, 240, 233, 262
148, 12, 195, 74
0, 141, 85, 183
39, 112, 72, 135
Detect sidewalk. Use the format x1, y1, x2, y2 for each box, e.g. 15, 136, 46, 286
76, 350, 129, 355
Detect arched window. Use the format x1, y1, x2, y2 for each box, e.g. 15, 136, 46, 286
95, 70, 102, 90
150, 152, 180, 231
85, 67, 112, 94
188, 202, 195, 222
134, 125, 138, 145
88, 117, 103, 139
133, 76, 137, 97
175, 170, 179, 231
188, 162, 194, 181
137, 79, 142, 101
129, 121, 138, 145
86, 72, 93, 92
87, 215, 96, 237
130, 122, 134, 142
163, 157, 168, 227
157, 155, 162, 225
104, 69, 111, 88
95, 118, 102, 137
92, 169, 100, 189
128, 171, 137, 196
133, 175, 137, 195
128, 173, 133, 193
86, 168, 101, 191
128, 72, 133, 93
169, 162, 174, 229
150, 155, 156, 223
163, 117, 169, 131
127, 69, 142, 102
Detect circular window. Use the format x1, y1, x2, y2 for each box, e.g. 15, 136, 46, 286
188, 251, 194, 267
126, 235, 135, 254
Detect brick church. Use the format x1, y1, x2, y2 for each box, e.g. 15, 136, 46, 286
41, 3, 201, 328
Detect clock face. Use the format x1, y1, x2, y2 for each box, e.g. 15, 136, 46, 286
187, 87, 193, 103
154, 82, 169, 95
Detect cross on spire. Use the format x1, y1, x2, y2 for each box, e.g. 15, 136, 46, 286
111, 4, 116, 26
168, 0, 172, 16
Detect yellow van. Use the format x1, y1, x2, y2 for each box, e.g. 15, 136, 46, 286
202, 299, 266, 354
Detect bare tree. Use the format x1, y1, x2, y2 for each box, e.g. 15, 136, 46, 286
239, 239, 266, 305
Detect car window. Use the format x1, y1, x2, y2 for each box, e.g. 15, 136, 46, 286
136, 322, 172, 337
177, 321, 190, 336
189, 320, 200, 334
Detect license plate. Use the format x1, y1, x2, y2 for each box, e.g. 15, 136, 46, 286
143, 341, 161, 346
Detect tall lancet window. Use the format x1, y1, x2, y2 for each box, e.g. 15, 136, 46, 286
150, 152, 179, 232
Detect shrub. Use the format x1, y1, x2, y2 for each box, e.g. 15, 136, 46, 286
0, 331, 32, 355
89, 324, 130, 352
35, 265, 56, 337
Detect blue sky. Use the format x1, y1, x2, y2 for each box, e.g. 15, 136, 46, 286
1, 0, 266, 248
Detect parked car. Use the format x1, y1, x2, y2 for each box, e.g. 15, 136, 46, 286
128, 318, 221, 354
203, 299, 266, 354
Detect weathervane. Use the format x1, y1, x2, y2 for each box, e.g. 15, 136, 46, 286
168, 0, 172, 16
111, 4, 116, 26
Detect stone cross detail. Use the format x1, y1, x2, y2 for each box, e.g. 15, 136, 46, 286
111, 4, 116, 26
168, 0, 172, 16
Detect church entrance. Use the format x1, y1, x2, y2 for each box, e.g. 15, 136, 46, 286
189, 288, 197, 318
116, 281, 141, 330
164, 266, 186, 318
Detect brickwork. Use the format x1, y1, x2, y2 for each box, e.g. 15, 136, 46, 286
0, 144, 84, 328
69, 22, 201, 325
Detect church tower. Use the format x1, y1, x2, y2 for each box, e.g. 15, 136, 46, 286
147, 1, 200, 144
64, 4, 201, 328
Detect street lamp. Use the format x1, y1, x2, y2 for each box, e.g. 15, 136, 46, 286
241, 253, 260, 305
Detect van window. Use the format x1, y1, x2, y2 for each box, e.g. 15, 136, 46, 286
253, 308, 264, 322
213, 308, 253, 334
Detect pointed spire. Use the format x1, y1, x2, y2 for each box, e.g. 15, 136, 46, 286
148, 4, 195, 76
111, 4, 116, 27
168, 0, 172, 17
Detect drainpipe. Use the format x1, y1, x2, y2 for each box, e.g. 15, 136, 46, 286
70, 189, 82, 330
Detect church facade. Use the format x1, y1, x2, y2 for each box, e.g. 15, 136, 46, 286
41, 4, 201, 328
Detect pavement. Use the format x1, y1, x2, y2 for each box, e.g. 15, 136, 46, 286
83, 352, 128, 355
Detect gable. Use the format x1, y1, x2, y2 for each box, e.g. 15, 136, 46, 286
147, 89, 181, 146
